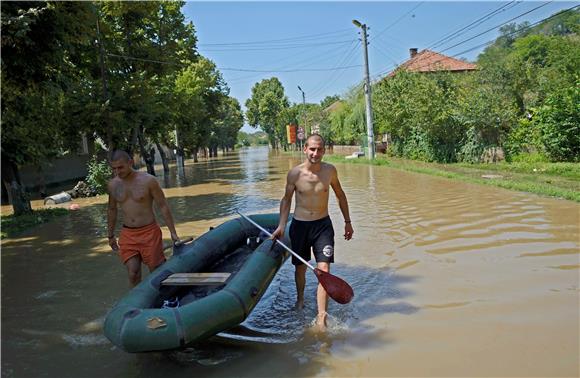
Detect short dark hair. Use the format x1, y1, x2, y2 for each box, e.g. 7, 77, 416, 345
110, 150, 132, 162
305, 133, 325, 148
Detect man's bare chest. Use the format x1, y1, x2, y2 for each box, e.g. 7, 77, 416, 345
296, 172, 330, 194
113, 183, 149, 203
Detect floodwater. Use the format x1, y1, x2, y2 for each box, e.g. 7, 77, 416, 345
1, 146, 578, 378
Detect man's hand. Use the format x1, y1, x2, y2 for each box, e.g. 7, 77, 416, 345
344, 223, 354, 241
171, 232, 181, 246
270, 225, 285, 240
109, 236, 119, 251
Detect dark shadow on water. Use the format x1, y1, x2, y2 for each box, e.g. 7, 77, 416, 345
150, 262, 419, 377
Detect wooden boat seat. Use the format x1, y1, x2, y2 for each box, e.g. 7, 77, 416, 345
161, 273, 231, 286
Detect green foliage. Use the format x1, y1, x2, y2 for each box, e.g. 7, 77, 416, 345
212, 96, 244, 151
457, 126, 485, 163
326, 86, 366, 146
534, 84, 580, 162
174, 57, 228, 154
503, 118, 544, 160
509, 152, 550, 164
1, 208, 68, 239
374, 71, 465, 162
86, 155, 112, 194
245, 78, 289, 148
320, 95, 341, 109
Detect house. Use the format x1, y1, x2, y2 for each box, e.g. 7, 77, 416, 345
389, 48, 477, 76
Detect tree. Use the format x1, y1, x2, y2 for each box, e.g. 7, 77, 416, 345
213, 96, 244, 154
320, 95, 341, 110
174, 57, 227, 161
87, 1, 198, 172
1, 1, 95, 215
245, 78, 289, 149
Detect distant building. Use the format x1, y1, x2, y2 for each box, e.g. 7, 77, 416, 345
388, 48, 477, 76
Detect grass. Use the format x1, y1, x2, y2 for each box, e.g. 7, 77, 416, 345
324, 154, 580, 202
1, 208, 69, 239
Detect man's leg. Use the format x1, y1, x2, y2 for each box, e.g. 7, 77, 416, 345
294, 264, 307, 309
316, 262, 330, 328
125, 256, 142, 287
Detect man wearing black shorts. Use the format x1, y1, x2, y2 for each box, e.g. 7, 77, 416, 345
271, 134, 353, 329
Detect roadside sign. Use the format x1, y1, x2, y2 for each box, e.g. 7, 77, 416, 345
286, 124, 296, 144
297, 126, 305, 141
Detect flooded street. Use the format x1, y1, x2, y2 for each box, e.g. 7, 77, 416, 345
2, 146, 578, 377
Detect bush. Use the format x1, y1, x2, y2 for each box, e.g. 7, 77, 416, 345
457, 126, 485, 163
503, 117, 544, 161
86, 155, 111, 194
535, 85, 580, 162
509, 152, 550, 163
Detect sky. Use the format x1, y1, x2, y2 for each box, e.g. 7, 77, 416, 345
182, 1, 576, 131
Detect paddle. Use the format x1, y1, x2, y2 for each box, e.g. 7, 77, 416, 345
162, 237, 194, 251
236, 211, 354, 304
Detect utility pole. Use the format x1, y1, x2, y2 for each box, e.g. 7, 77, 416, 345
353, 20, 375, 160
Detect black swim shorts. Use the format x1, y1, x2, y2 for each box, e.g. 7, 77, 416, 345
289, 216, 335, 265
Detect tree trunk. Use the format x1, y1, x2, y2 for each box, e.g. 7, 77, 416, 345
155, 142, 169, 173
1, 157, 32, 216
138, 133, 156, 176
193, 147, 199, 163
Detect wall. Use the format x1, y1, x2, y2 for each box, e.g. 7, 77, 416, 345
328, 143, 387, 155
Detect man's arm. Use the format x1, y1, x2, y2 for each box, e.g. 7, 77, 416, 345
107, 181, 119, 251
271, 169, 297, 239
330, 166, 354, 241
150, 178, 180, 242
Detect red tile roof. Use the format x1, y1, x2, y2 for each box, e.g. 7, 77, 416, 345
393, 49, 477, 75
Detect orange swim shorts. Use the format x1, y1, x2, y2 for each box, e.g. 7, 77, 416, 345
118, 222, 165, 270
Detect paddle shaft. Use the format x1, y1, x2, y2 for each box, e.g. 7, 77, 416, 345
163, 237, 194, 251
236, 211, 315, 271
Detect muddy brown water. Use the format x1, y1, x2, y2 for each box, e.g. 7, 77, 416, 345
1, 146, 578, 377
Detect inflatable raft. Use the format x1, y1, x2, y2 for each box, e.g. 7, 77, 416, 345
103, 213, 290, 353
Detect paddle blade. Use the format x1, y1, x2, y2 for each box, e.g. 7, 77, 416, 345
315, 268, 354, 304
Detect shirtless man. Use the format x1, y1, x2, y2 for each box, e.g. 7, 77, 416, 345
271, 134, 353, 329
107, 150, 180, 287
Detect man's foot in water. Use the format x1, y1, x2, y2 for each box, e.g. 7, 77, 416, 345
315, 312, 327, 331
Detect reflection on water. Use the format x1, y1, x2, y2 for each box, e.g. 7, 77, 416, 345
1, 146, 578, 377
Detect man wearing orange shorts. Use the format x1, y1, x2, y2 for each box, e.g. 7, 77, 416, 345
107, 150, 181, 287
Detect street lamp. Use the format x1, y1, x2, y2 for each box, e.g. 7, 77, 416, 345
297, 85, 306, 106
352, 19, 375, 160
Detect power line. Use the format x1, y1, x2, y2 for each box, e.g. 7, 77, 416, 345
226, 39, 362, 84
106, 53, 180, 66
308, 41, 361, 99
106, 53, 361, 74
220, 65, 362, 73
438, 1, 553, 54
198, 28, 354, 47
200, 39, 357, 52
370, 2, 425, 42
427, 1, 520, 51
